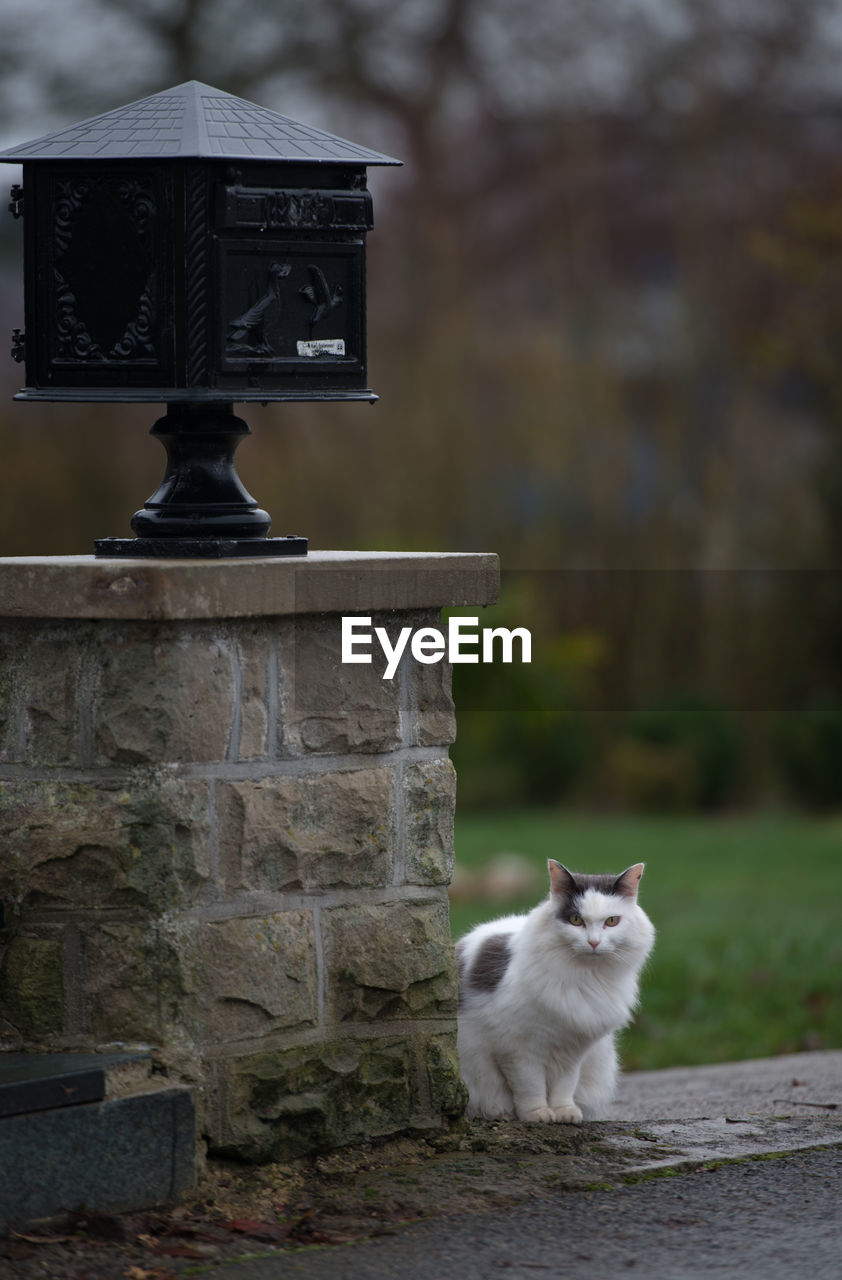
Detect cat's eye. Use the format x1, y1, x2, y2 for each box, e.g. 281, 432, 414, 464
568, 912, 584, 926
604, 915, 620, 927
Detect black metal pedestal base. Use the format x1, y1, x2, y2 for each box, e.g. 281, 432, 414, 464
93, 401, 308, 559
95, 534, 308, 558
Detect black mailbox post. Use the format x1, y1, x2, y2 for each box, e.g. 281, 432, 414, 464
0, 81, 400, 557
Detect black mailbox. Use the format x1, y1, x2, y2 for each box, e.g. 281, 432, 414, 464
0, 81, 400, 557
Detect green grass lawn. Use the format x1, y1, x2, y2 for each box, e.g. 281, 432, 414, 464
451, 810, 842, 1071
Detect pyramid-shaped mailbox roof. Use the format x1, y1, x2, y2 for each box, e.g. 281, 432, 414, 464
0, 80, 401, 165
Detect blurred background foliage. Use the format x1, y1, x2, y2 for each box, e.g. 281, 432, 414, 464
1, 0, 841, 813
448, 565, 842, 812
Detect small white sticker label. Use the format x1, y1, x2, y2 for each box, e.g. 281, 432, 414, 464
297, 339, 345, 358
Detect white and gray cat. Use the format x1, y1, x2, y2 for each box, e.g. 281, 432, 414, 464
455, 859, 655, 1124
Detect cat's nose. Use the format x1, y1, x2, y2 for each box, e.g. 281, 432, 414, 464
588, 938, 600, 949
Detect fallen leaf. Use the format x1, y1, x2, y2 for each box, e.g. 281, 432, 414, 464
124, 1268, 177, 1280
301, 1228, 367, 1245
223, 1218, 294, 1242
9, 1229, 75, 1245
149, 1242, 212, 1259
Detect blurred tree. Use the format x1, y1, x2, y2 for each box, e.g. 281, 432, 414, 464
0, 0, 841, 790
0, 0, 839, 564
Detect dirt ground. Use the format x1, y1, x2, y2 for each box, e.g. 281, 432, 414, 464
0, 1118, 670, 1279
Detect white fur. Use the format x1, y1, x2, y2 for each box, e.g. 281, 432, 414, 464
456, 866, 655, 1124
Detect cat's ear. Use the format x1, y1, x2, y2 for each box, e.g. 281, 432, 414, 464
548, 859, 576, 899
613, 862, 645, 899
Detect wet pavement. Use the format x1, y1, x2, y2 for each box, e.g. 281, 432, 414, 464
194, 1050, 842, 1280
205, 1146, 842, 1280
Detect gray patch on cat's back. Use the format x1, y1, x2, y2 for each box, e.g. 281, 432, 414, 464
468, 933, 512, 993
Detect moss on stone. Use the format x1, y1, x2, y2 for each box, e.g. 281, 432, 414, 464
0, 935, 63, 1037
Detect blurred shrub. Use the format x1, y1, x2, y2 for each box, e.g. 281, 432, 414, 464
450, 624, 602, 810
609, 695, 741, 811
451, 686, 592, 810
774, 705, 842, 809
605, 738, 700, 812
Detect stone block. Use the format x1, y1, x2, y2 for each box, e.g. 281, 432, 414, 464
0, 775, 211, 913
322, 897, 457, 1023
92, 623, 236, 764
423, 1031, 469, 1119
80, 920, 192, 1044
0, 623, 97, 766
0, 1088, 195, 1232
412, 628, 457, 746
0, 633, 17, 763
281, 614, 402, 755
0, 624, 89, 766
210, 1036, 412, 1161
0, 1052, 107, 1118
403, 757, 457, 885
234, 622, 273, 761
22, 641, 80, 764
216, 768, 394, 892
0, 935, 64, 1039
78, 912, 319, 1048
195, 912, 317, 1043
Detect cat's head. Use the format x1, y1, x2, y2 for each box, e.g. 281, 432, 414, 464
547, 860, 654, 960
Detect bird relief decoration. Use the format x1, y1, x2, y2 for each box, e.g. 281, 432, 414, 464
225, 258, 347, 361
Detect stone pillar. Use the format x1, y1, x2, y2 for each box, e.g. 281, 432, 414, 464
0, 552, 498, 1160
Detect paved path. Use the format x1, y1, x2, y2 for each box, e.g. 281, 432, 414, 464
203, 1147, 842, 1280
196, 1050, 842, 1280
606, 1047, 842, 1120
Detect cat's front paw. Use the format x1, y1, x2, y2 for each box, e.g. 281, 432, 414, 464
550, 1103, 583, 1125
517, 1104, 557, 1124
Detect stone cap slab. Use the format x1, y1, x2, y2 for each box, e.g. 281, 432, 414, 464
0, 551, 499, 620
